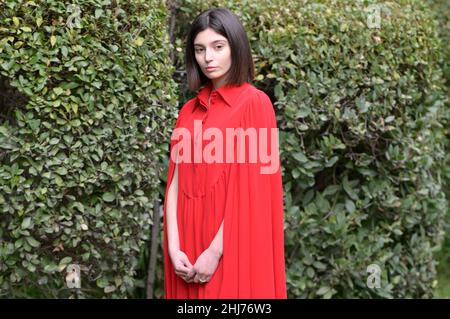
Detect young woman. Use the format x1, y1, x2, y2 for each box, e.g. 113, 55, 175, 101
163, 7, 287, 299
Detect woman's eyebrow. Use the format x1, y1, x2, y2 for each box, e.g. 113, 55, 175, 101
194, 40, 227, 47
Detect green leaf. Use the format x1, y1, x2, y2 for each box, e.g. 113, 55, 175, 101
0, 126, 10, 137
296, 107, 311, 118
61, 82, 79, 90
49, 137, 60, 145
21, 217, 32, 229
356, 96, 370, 113
56, 167, 67, 175
50, 35, 57, 47
385, 116, 395, 123
44, 263, 58, 273
134, 37, 144, 47
345, 199, 356, 213
54, 175, 63, 186
96, 277, 109, 288
317, 286, 331, 295
316, 194, 330, 213
292, 152, 308, 163
104, 285, 116, 294
296, 84, 308, 100
302, 189, 315, 206
72, 202, 84, 212
323, 290, 335, 299
292, 168, 300, 179
343, 176, 358, 200
61, 46, 68, 58
306, 267, 315, 278
71, 119, 81, 127
325, 156, 339, 168
26, 236, 40, 248
313, 261, 327, 271
135, 190, 144, 196
103, 192, 116, 202
95, 9, 103, 19
59, 257, 73, 265
63, 135, 73, 145
13, 17, 20, 27
323, 185, 339, 196
28, 119, 40, 131
53, 87, 64, 95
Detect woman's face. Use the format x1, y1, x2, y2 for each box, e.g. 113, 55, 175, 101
193, 28, 232, 88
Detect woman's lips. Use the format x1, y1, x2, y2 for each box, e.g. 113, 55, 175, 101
206, 67, 217, 72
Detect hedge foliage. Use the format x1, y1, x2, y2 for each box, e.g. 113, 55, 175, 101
1, 0, 448, 299
170, 0, 448, 298
0, 0, 177, 298
425, 0, 450, 297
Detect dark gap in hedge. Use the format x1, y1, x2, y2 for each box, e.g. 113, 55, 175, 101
0, 76, 29, 127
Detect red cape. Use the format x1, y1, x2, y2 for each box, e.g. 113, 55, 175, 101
163, 83, 287, 298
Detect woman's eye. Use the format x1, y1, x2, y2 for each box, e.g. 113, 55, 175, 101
195, 45, 224, 53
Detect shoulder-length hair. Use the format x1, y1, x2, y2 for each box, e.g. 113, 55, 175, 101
185, 7, 255, 91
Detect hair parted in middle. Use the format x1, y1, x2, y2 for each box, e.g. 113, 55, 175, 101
185, 7, 255, 91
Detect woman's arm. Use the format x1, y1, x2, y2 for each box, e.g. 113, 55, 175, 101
208, 220, 223, 258
188, 220, 223, 284
166, 163, 180, 253
166, 163, 195, 282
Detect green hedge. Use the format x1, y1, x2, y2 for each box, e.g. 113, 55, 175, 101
0, 0, 177, 298
425, 0, 450, 298
1, 0, 447, 299
171, 0, 448, 298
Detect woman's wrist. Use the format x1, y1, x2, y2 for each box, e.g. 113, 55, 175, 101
168, 243, 180, 256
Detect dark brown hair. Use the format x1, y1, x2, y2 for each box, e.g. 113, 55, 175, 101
185, 7, 255, 91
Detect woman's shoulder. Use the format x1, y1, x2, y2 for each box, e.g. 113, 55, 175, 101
177, 97, 197, 117
176, 83, 273, 117
244, 84, 274, 113
237, 84, 276, 128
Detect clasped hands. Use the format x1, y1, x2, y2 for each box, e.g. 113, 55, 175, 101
169, 247, 222, 284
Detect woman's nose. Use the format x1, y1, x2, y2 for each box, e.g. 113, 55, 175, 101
205, 48, 214, 61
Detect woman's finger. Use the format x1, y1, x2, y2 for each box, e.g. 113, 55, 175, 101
185, 269, 196, 283
185, 275, 195, 283
176, 264, 190, 274
175, 269, 196, 283
194, 273, 204, 284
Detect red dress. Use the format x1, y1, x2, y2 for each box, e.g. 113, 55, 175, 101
163, 81, 287, 298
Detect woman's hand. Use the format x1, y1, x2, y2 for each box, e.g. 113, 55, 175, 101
188, 247, 222, 284
169, 249, 196, 283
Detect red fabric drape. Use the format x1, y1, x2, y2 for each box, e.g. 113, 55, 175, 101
163, 82, 286, 298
